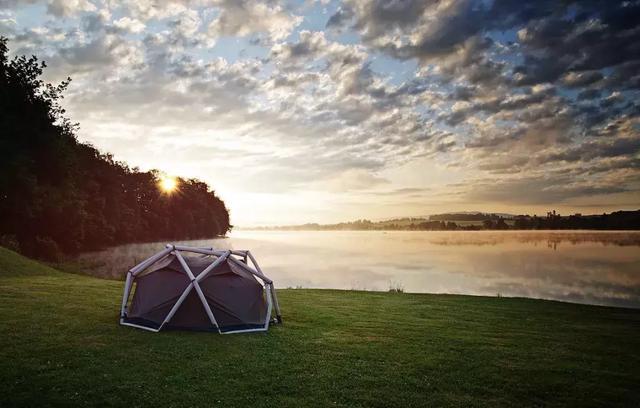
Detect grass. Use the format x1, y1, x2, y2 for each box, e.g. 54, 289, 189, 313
1, 247, 639, 407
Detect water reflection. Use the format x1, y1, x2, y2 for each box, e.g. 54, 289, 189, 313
71, 231, 640, 308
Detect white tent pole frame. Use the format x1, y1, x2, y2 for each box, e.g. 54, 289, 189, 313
270, 285, 282, 323
247, 251, 281, 320
264, 283, 273, 329
195, 250, 231, 283
227, 257, 272, 284
159, 281, 195, 329
173, 245, 225, 256
130, 247, 173, 276
120, 244, 279, 333
243, 251, 274, 284
158, 250, 230, 329
120, 321, 162, 332
245, 251, 270, 282
120, 271, 133, 318
174, 250, 222, 332
121, 246, 173, 319
173, 245, 247, 259
221, 327, 268, 334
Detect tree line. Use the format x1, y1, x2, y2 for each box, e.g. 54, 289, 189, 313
249, 210, 640, 231
511, 210, 640, 230
0, 38, 230, 260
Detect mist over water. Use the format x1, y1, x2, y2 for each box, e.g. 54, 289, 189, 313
74, 231, 640, 308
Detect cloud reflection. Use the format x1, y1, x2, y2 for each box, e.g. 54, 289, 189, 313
73, 231, 640, 308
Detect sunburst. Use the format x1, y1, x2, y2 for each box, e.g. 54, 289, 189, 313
158, 175, 178, 194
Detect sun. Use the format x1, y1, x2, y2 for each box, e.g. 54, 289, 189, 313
158, 175, 178, 194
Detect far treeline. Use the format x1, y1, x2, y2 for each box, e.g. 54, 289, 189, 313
253, 210, 640, 231
0, 38, 230, 260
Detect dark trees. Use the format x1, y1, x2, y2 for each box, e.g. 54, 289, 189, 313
0, 38, 230, 259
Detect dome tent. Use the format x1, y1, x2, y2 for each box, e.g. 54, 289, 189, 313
119, 244, 281, 334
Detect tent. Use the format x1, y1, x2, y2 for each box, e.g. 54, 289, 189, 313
119, 244, 281, 334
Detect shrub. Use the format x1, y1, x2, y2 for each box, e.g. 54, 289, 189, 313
34, 236, 62, 261
0, 234, 20, 252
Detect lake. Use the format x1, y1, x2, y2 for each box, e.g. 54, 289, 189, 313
71, 230, 640, 308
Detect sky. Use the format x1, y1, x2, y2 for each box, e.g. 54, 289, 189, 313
1, 0, 639, 226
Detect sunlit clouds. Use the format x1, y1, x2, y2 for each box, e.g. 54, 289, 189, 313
2, 0, 639, 225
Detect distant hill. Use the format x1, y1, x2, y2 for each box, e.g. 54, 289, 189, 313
245, 210, 640, 231
428, 212, 516, 221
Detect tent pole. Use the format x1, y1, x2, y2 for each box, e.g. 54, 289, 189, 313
120, 271, 133, 318
121, 244, 280, 334
195, 250, 230, 283
264, 283, 273, 330
245, 251, 281, 322
243, 251, 274, 284
120, 321, 161, 333
227, 257, 271, 283
221, 327, 268, 334
174, 250, 221, 333
130, 247, 173, 276
173, 245, 225, 257
270, 284, 282, 323
159, 282, 195, 329
171, 245, 246, 259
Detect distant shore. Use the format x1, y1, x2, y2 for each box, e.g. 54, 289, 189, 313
242, 209, 640, 231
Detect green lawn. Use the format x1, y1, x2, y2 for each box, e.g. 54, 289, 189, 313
1, 247, 639, 407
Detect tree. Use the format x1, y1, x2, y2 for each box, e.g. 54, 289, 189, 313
0, 37, 230, 259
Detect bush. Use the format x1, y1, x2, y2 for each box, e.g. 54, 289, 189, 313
34, 236, 62, 261
0, 234, 20, 252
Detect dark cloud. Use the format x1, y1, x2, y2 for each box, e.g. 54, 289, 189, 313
545, 135, 640, 164
577, 89, 601, 100
326, 0, 639, 204
325, 6, 353, 29
329, 0, 555, 61
562, 71, 604, 88
464, 175, 630, 205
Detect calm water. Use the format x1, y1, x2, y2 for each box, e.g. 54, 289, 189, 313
72, 230, 640, 308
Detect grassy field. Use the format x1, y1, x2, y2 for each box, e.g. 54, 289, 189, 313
1, 247, 639, 407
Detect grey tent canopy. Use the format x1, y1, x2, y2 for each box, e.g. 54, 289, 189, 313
119, 244, 281, 334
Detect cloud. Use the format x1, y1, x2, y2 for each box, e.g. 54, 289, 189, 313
113, 16, 145, 34
47, 0, 95, 17
2, 0, 639, 223
324, 0, 639, 208
463, 175, 631, 205
317, 169, 389, 192
562, 71, 604, 88
207, 0, 302, 44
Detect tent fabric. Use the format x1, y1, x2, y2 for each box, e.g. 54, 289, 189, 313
120, 246, 280, 334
